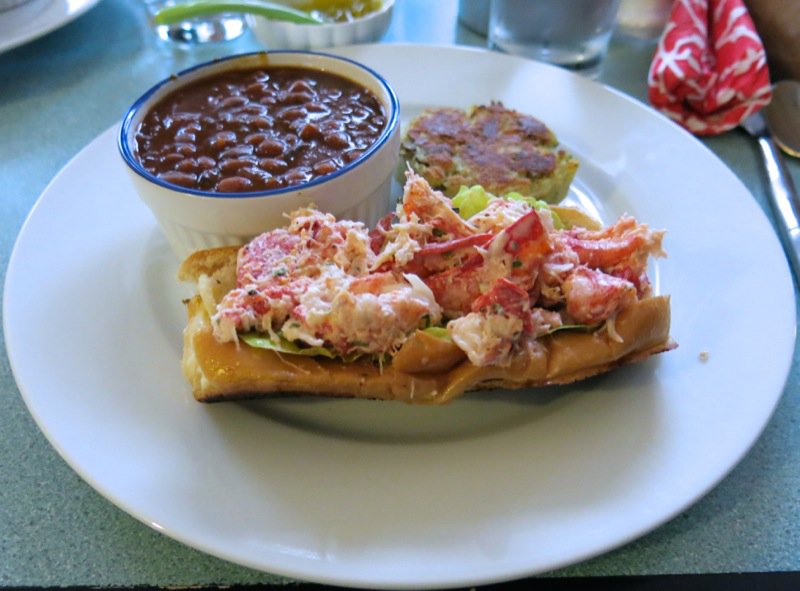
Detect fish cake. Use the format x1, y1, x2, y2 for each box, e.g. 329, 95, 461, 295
400, 102, 578, 203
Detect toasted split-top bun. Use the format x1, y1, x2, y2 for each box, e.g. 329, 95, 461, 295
178, 247, 675, 405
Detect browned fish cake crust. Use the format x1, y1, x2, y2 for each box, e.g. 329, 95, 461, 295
400, 102, 578, 203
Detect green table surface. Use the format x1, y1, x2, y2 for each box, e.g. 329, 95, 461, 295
1, 0, 799, 587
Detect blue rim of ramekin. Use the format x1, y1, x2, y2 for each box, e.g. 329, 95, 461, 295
117, 50, 400, 199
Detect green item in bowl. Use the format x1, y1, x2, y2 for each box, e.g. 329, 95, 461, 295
152, 0, 324, 26
294, 0, 383, 22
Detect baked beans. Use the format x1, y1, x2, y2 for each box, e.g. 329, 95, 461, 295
134, 67, 387, 193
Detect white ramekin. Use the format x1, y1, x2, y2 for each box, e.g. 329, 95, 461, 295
118, 51, 400, 260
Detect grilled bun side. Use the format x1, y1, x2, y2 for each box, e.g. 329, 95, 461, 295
178, 245, 240, 283
180, 247, 674, 405
399, 103, 579, 203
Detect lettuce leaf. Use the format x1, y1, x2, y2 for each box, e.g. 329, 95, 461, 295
451, 185, 492, 220
240, 332, 376, 363
422, 326, 452, 341
240, 332, 336, 358
544, 323, 598, 336
504, 192, 564, 229
451, 185, 563, 229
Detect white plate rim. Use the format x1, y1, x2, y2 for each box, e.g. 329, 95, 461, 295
4, 44, 797, 589
0, 0, 102, 54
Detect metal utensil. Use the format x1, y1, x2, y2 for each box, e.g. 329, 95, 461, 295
740, 83, 800, 284
764, 79, 800, 158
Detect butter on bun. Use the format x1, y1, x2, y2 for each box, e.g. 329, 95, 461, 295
179, 172, 675, 404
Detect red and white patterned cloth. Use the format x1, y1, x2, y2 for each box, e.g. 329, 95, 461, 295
647, 0, 772, 135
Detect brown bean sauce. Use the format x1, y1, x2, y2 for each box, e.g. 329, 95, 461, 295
134, 67, 387, 193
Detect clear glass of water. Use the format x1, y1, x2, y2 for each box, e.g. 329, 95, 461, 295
489, 0, 621, 76
142, 0, 246, 45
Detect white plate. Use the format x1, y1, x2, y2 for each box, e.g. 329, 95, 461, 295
0, 0, 101, 54
4, 44, 796, 589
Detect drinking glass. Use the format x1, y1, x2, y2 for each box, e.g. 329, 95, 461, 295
489, 0, 621, 76
142, 0, 246, 45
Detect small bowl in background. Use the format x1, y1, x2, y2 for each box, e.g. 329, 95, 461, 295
248, 0, 394, 50
118, 51, 400, 260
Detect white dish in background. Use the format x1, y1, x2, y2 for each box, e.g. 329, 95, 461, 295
0, 0, 34, 12
0, 0, 101, 53
4, 44, 796, 589
248, 0, 393, 50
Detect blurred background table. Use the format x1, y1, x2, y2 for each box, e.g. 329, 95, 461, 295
1, 0, 798, 587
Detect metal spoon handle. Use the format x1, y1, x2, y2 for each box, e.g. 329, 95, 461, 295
755, 135, 800, 285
